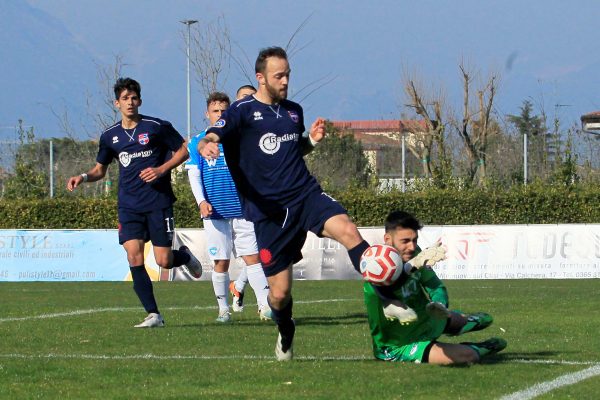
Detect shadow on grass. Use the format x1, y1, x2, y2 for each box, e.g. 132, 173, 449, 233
295, 312, 368, 326
480, 350, 570, 365
176, 312, 368, 328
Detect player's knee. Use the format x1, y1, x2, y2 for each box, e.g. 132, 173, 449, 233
341, 221, 361, 243
155, 255, 171, 269
127, 254, 144, 266
269, 286, 291, 305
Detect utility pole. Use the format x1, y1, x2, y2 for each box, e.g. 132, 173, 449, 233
181, 19, 198, 141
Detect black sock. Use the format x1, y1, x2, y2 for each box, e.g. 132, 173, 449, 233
348, 240, 370, 273
171, 249, 190, 267
130, 265, 159, 314
268, 296, 295, 338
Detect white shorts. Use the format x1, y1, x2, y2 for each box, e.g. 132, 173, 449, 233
203, 217, 258, 260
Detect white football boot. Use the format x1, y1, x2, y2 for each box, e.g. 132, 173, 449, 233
134, 313, 165, 328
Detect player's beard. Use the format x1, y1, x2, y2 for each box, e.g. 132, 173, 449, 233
265, 79, 287, 103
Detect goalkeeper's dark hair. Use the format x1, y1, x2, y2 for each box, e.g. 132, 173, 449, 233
385, 210, 422, 232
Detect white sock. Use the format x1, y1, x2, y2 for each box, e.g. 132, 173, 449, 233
235, 266, 248, 293
246, 263, 269, 308
212, 271, 230, 312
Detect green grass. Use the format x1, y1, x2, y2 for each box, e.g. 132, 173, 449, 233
1, 280, 599, 399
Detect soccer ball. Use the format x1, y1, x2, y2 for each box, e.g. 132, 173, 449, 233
360, 244, 404, 286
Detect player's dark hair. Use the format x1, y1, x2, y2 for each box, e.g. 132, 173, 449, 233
113, 77, 141, 100
385, 211, 423, 233
206, 92, 230, 108
255, 46, 288, 73
236, 84, 257, 97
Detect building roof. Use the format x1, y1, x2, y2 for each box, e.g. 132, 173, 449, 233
331, 119, 427, 132
330, 119, 428, 149
581, 111, 600, 122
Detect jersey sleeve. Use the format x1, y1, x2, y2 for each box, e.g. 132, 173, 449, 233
206, 104, 242, 141
158, 120, 185, 151
419, 267, 449, 307
96, 133, 114, 166
185, 134, 203, 170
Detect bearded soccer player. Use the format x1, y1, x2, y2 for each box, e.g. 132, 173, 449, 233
186, 91, 271, 323
198, 47, 375, 361
364, 210, 507, 364
67, 77, 202, 328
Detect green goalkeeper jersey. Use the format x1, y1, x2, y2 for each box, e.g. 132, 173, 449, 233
363, 267, 449, 357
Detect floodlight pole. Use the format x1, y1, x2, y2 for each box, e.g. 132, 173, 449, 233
523, 132, 528, 185
181, 19, 198, 141
401, 131, 406, 193
49, 140, 54, 198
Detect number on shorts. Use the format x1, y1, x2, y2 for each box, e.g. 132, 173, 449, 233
164, 217, 174, 233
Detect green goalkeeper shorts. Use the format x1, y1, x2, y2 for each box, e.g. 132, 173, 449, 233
375, 340, 435, 363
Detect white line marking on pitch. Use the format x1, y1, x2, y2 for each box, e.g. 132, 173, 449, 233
0, 353, 370, 361
499, 364, 600, 400
0, 353, 597, 367
0, 298, 359, 324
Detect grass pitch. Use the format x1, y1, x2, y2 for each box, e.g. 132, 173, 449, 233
1, 279, 599, 399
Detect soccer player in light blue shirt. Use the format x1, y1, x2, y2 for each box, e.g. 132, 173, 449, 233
186, 92, 271, 323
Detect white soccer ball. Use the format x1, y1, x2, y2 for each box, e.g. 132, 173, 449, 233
360, 244, 404, 286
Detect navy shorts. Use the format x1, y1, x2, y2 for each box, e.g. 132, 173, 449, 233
255, 191, 347, 277
118, 207, 175, 247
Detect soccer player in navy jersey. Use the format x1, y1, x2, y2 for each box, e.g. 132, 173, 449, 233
186, 91, 271, 323
198, 47, 373, 360
67, 77, 203, 328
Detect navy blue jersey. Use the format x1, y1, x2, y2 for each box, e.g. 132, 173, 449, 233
206, 96, 321, 221
97, 115, 184, 212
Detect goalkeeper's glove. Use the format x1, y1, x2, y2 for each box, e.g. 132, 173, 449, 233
425, 301, 451, 320
403, 242, 446, 274
382, 299, 417, 325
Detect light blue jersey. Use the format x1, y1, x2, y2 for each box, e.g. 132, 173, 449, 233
186, 131, 242, 219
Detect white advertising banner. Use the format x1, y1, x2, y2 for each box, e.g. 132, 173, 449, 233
1, 224, 598, 281
169, 224, 600, 281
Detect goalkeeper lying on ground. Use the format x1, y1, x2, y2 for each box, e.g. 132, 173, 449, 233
363, 210, 507, 364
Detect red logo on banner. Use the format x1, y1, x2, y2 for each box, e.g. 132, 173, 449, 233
442, 231, 494, 260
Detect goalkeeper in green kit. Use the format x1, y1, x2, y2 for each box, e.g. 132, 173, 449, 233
364, 211, 507, 364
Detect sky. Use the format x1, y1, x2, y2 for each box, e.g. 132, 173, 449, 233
2, 0, 600, 140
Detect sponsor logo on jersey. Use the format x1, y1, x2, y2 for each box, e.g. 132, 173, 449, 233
253, 111, 263, 120
118, 150, 153, 167
213, 119, 226, 128
205, 152, 224, 167
138, 133, 149, 145
409, 344, 419, 356
209, 247, 218, 256
288, 111, 299, 123
258, 132, 299, 155
112, 136, 119, 144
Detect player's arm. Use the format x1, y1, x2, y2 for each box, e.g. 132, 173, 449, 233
185, 138, 212, 218
300, 117, 326, 155
140, 142, 189, 183
67, 162, 108, 191
197, 132, 221, 160
420, 267, 452, 319
420, 267, 449, 307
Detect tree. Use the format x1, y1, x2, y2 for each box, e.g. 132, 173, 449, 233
305, 122, 373, 191
2, 120, 48, 199
507, 99, 549, 182
450, 62, 499, 187
188, 16, 233, 99
403, 75, 454, 188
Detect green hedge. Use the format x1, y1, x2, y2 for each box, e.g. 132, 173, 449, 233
1, 184, 598, 229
